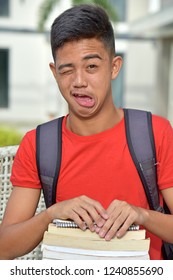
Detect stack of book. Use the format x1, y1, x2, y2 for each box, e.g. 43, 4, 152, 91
41, 220, 150, 260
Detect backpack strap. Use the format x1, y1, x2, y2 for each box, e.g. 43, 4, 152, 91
124, 108, 164, 213
36, 117, 64, 208
36, 109, 163, 212
124, 108, 173, 259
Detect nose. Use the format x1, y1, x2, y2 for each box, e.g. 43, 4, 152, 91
73, 69, 87, 88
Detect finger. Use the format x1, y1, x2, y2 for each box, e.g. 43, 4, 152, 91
98, 207, 130, 240
95, 226, 102, 233
106, 199, 119, 213
69, 200, 100, 231
71, 214, 88, 231
101, 218, 126, 241
116, 215, 136, 238
76, 196, 108, 228
73, 206, 96, 231
104, 211, 136, 240
98, 216, 117, 239
81, 196, 109, 222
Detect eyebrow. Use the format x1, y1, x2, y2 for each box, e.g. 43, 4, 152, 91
83, 54, 102, 61
58, 63, 73, 72
58, 54, 102, 72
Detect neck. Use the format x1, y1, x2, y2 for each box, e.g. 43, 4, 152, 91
66, 107, 124, 136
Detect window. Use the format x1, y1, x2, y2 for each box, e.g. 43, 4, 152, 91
0, 49, 9, 108
0, 0, 9, 16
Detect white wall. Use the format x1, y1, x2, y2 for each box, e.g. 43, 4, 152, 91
124, 0, 159, 113
127, 0, 149, 21
0, 0, 69, 131
124, 40, 158, 113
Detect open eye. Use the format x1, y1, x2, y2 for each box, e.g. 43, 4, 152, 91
88, 64, 96, 69
87, 64, 98, 72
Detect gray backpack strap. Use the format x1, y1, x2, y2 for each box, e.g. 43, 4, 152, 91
36, 117, 64, 208
124, 108, 163, 212
124, 108, 173, 259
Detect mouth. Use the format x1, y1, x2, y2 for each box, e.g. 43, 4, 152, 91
72, 93, 95, 108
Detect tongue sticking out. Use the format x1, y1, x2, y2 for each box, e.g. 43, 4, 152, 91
74, 94, 95, 108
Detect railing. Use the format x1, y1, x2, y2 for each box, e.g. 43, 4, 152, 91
0, 145, 45, 259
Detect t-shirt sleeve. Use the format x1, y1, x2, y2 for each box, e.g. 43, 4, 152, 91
154, 117, 173, 190
10, 129, 41, 189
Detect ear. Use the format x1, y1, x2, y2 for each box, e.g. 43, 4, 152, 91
111, 56, 123, 80
49, 62, 57, 79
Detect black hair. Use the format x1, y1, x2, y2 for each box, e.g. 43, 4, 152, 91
50, 4, 115, 60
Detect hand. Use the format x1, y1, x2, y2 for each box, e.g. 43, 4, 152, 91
95, 199, 145, 240
48, 195, 108, 231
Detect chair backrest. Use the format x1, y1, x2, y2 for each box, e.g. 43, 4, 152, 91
0, 145, 45, 260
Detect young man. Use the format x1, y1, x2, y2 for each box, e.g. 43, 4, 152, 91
0, 4, 173, 260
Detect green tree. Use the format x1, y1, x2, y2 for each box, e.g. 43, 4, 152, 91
0, 126, 22, 146
38, 0, 118, 31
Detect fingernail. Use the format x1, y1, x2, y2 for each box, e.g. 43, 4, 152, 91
97, 220, 104, 227
82, 223, 87, 231
105, 234, 111, 241
99, 230, 106, 238
116, 232, 121, 238
103, 213, 109, 219
95, 227, 101, 233
90, 225, 95, 232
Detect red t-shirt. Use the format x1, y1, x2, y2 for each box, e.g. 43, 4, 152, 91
11, 114, 173, 260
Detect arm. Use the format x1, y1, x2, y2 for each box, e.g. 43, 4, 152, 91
142, 187, 173, 242
0, 187, 51, 259
0, 187, 108, 259
95, 187, 173, 242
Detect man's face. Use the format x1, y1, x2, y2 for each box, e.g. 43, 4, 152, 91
50, 38, 122, 119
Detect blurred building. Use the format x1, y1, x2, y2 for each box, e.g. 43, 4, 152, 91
0, 0, 173, 133
127, 0, 173, 122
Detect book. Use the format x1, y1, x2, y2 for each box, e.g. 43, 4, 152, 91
41, 221, 150, 260
42, 231, 150, 251
42, 245, 150, 260
48, 223, 146, 241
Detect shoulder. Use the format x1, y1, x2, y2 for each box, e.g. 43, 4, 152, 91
152, 114, 171, 128
25, 128, 36, 141
152, 114, 173, 138
15, 129, 36, 160
18, 116, 66, 153
20, 129, 36, 150
151, 114, 173, 152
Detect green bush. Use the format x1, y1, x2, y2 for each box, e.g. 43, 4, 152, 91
0, 126, 23, 147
